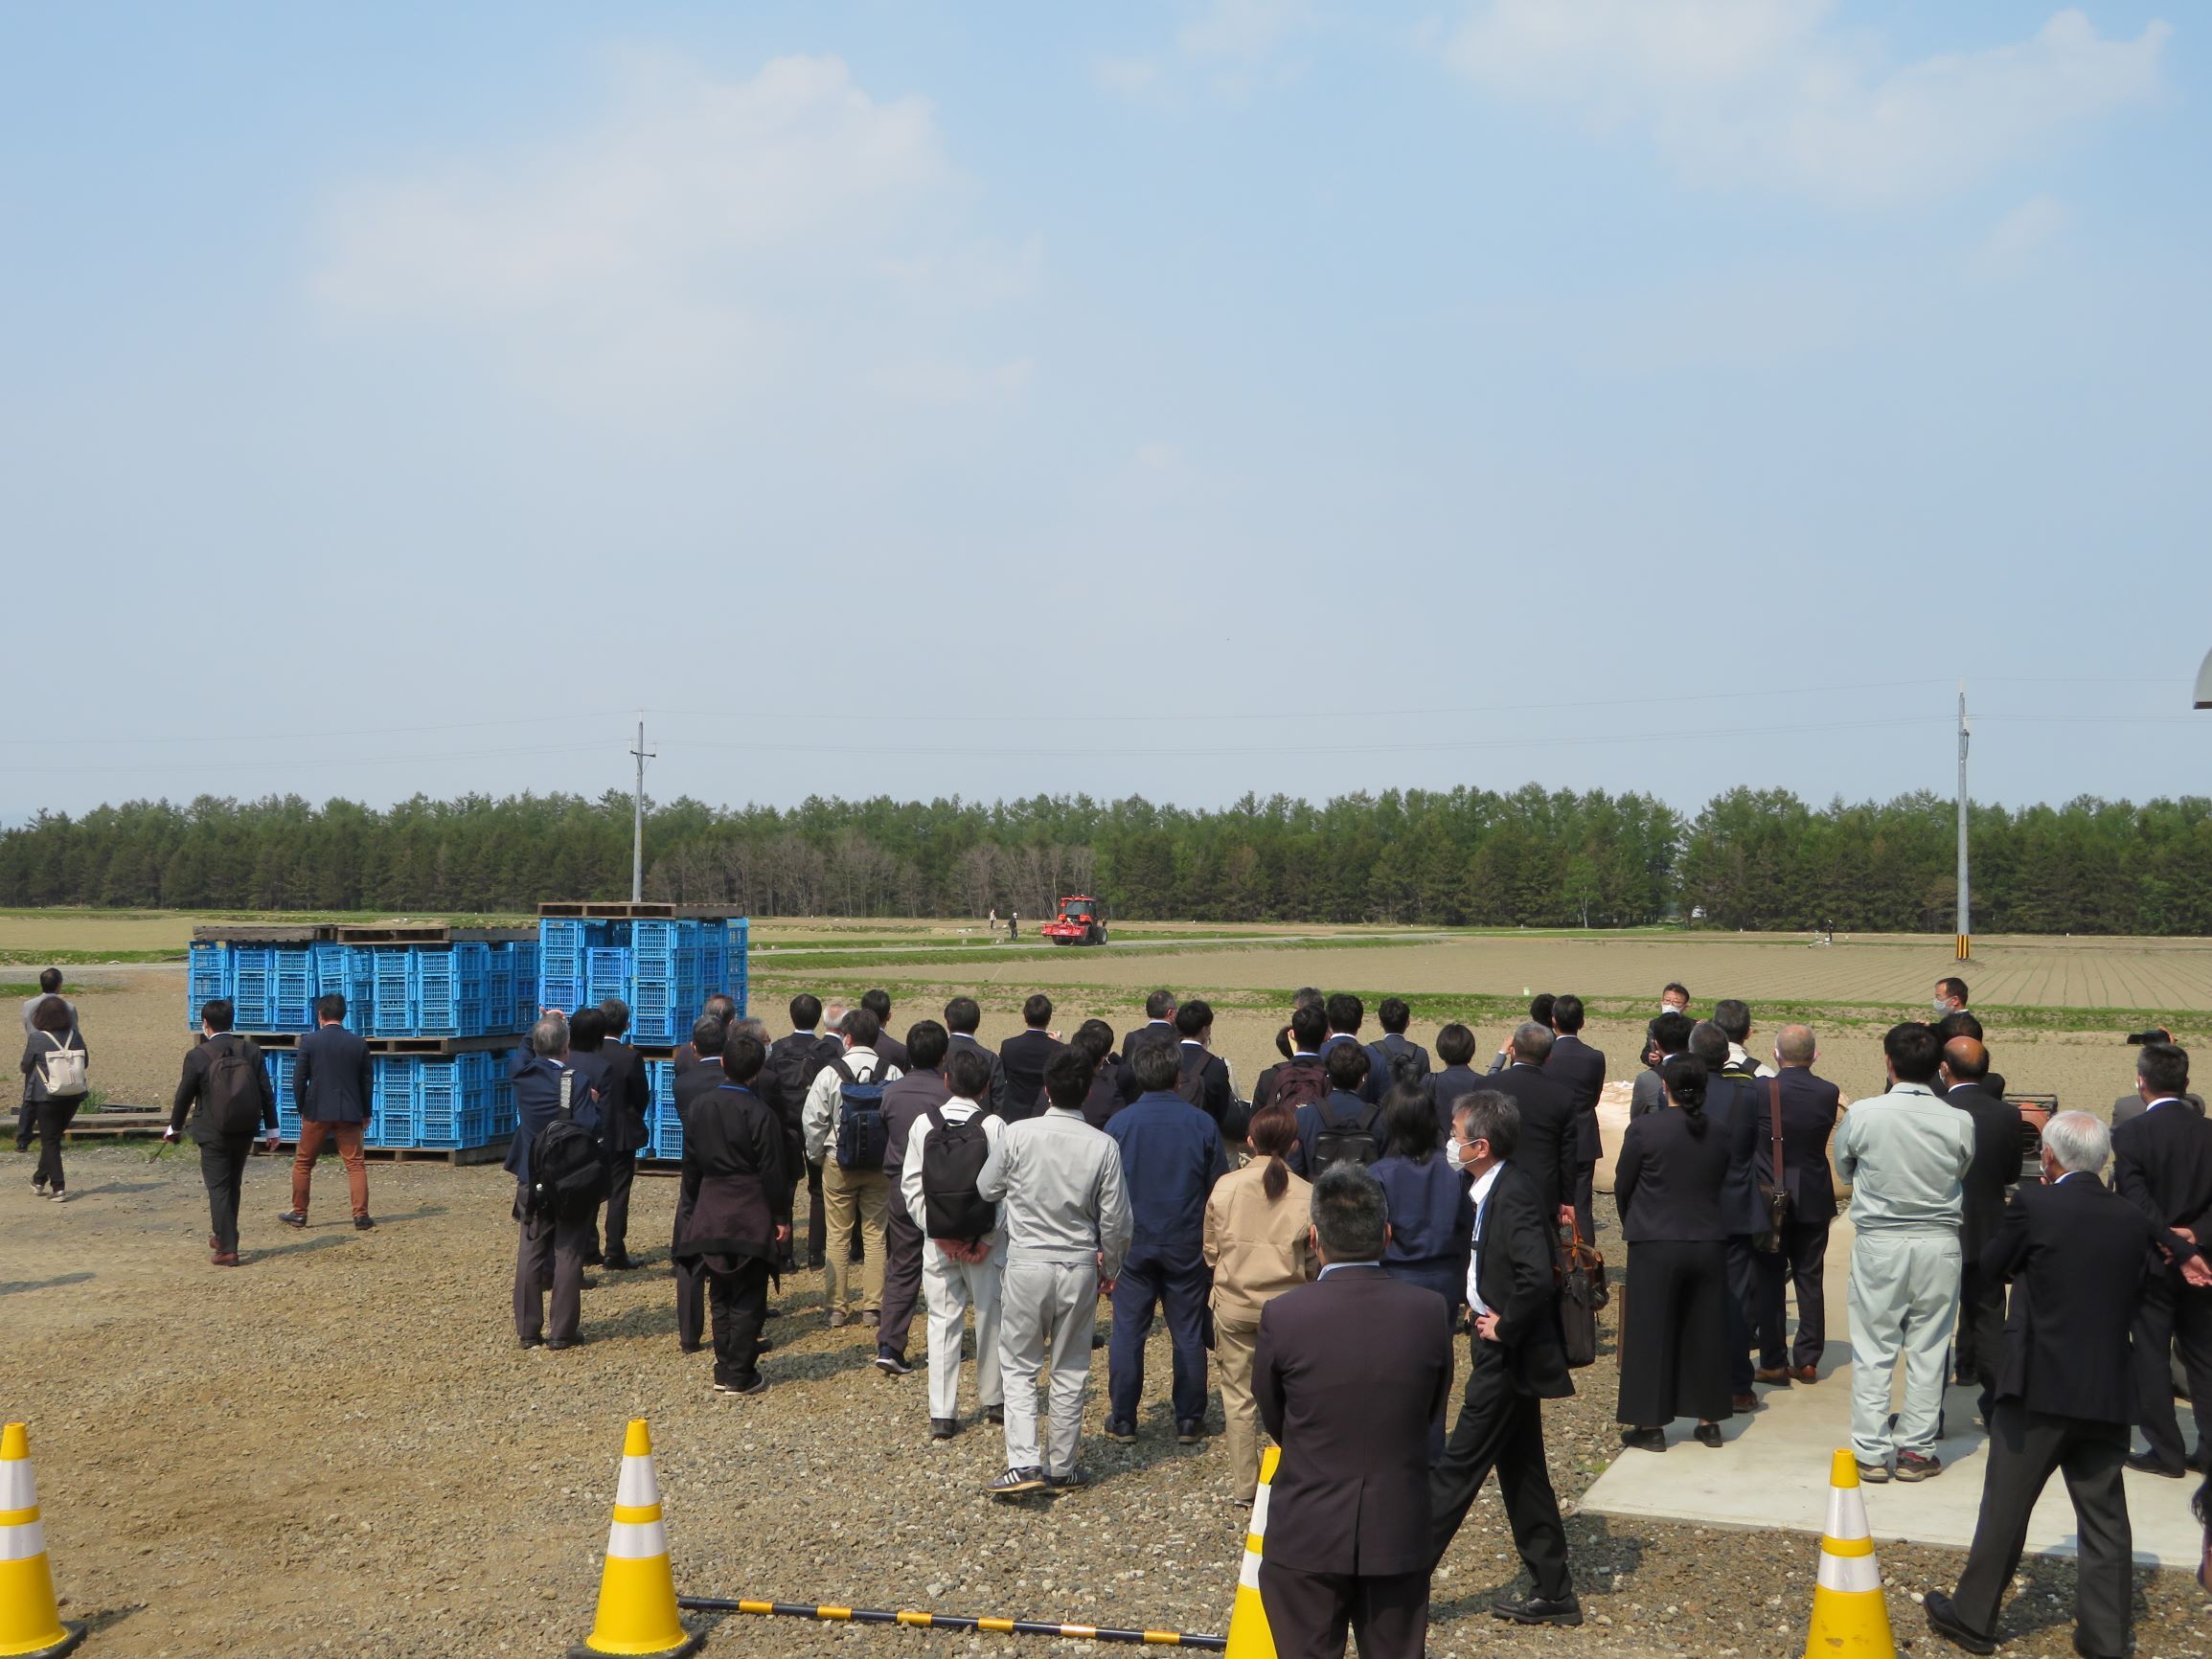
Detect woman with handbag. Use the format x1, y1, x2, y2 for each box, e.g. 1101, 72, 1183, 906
1611, 1055, 1732, 1449
19, 994, 88, 1201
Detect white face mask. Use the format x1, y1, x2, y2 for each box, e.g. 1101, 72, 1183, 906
1932, 998, 1951, 1013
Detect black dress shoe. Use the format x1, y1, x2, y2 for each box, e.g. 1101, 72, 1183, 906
353, 1215, 375, 1231
986, 1404, 1004, 1425
1492, 1594, 1583, 1627
1694, 1422, 1724, 1448
930, 1418, 960, 1441
604, 1253, 637, 1270
1923, 1592, 1996, 1656
2126, 1451, 2186, 1478
1620, 1427, 1666, 1452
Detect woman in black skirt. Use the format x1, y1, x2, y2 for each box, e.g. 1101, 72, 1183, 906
1612, 1055, 1732, 1449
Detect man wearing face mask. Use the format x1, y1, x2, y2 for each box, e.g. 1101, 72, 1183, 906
1645, 984, 1691, 1067
1427, 1089, 1580, 1625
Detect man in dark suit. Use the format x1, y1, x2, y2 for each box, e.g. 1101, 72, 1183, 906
562, 1007, 618, 1267
673, 992, 738, 1078
1254, 1002, 1329, 1116
1934, 1010, 2007, 1099
1119, 989, 1180, 1102
504, 1013, 603, 1351
876, 1020, 952, 1379
861, 989, 910, 1070
280, 991, 375, 1232
1368, 997, 1430, 1092
1692, 1021, 1771, 1411
998, 994, 1063, 1120
672, 1013, 732, 1352
596, 997, 653, 1270
941, 996, 1009, 1117
1172, 999, 1234, 1126
1485, 1024, 1578, 1237
1542, 994, 1606, 1246
768, 994, 843, 1270
166, 998, 279, 1266
1256, 1165, 1453, 1659
1319, 992, 1388, 1102
1430, 1091, 1579, 1625
1940, 1036, 2024, 1417
1765, 1025, 1840, 1381
1925, 1111, 2177, 1659
1426, 1023, 1485, 1142
2112, 1039, 2212, 1477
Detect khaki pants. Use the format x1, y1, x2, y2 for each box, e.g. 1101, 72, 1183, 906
291, 1120, 369, 1217
1215, 1310, 1266, 1501
821, 1164, 889, 1313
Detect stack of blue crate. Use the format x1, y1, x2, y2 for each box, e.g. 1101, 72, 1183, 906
644, 1058, 682, 1161
534, 914, 749, 1041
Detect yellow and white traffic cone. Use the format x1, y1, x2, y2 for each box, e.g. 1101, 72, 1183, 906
1223, 1444, 1278, 1659
1802, 1448, 1895, 1659
572, 1420, 700, 1659
0, 1421, 85, 1659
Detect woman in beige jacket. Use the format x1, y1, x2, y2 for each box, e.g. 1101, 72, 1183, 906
1202, 1102, 1315, 1503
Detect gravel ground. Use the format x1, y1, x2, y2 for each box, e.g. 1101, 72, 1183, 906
9, 1144, 2211, 1659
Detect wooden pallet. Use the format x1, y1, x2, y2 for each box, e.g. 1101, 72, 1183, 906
192, 923, 337, 943
239, 1031, 522, 1056
58, 1114, 512, 1166
537, 901, 739, 920
332, 924, 536, 945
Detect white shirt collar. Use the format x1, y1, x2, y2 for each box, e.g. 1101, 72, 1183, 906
1470, 1162, 1503, 1208
2147, 1096, 2187, 1111
1317, 1261, 1379, 1278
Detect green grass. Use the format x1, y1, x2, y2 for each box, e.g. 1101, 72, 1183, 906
0, 950, 180, 966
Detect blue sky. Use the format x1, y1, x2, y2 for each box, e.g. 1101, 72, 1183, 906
4, 2, 2206, 820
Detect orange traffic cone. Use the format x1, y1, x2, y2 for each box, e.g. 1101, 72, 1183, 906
1222, 1445, 1278, 1659
0, 1421, 85, 1659
572, 1420, 700, 1658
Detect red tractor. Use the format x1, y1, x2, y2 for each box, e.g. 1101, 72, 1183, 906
1041, 896, 1108, 946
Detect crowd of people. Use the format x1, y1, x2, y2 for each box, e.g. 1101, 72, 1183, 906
31, 963, 2212, 1659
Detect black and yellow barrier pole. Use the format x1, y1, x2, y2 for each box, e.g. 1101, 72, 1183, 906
676, 1597, 1227, 1649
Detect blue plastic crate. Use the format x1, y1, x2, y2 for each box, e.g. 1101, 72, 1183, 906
230, 948, 275, 1029
584, 947, 631, 1009
188, 943, 231, 1028
651, 1110, 684, 1162
271, 948, 316, 1031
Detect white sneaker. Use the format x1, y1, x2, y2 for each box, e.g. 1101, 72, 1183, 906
49, 1190, 68, 1204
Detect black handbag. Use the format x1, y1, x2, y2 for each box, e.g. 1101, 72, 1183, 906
1558, 1230, 1609, 1369
1754, 1078, 1793, 1253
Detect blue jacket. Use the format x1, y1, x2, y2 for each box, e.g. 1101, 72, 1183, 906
505, 1047, 602, 1185
1105, 1090, 1227, 1263
295, 1021, 373, 1125
1373, 1152, 1473, 1284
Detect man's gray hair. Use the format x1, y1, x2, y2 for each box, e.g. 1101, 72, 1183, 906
531, 1013, 569, 1058
732, 1016, 770, 1046
1453, 1090, 1520, 1161
2041, 1110, 2109, 1176
1310, 1164, 1389, 1262
1688, 1020, 1730, 1068
1511, 1022, 1555, 1064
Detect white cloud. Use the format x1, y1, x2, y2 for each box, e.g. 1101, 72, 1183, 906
1976, 193, 2072, 274
1443, 3, 2168, 205
313, 52, 1035, 407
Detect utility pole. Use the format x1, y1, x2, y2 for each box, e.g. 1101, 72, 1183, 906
1955, 684, 1971, 962
630, 716, 654, 903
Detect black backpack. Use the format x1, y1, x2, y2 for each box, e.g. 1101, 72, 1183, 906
774, 1034, 832, 1112
1310, 1096, 1382, 1173
205, 1037, 265, 1135
831, 1057, 891, 1171
527, 1076, 610, 1219
1174, 1048, 1213, 1111
1269, 1057, 1329, 1115
920, 1106, 996, 1242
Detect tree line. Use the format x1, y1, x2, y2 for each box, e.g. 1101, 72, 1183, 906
0, 786, 2206, 935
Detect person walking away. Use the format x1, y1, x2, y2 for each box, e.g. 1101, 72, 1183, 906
1203, 1102, 1313, 1505
943, 996, 1009, 1117
801, 1008, 901, 1329
2111, 1038, 2212, 1478
166, 999, 278, 1264
1373, 1082, 1474, 1460
1172, 999, 1234, 1128
998, 994, 1063, 1121
279, 992, 373, 1231
977, 1048, 1132, 1494
1834, 1022, 1975, 1482
1255, 1165, 1453, 1659
877, 1019, 952, 1377
21, 967, 78, 1037
672, 1012, 731, 1353
1766, 1024, 1841, 1382
902, 1046, 1008, 1438
595, 998, 651, 1270
674, 1030, 789, 1397
1288, 1042, 1391, 1178
1938, 1036, 2022, 1420
1543, 995, 1607, 1248
1611, 1056, 1732, 1449
1105, 1041, 1229, 1444
19, 995, 87, 1202
1924, 1112, 2183, 1659
1692, 1021, 1774, 1413
1630, 1012, 1694, 1120
1429, 1090, 1580, 1626
506, 1013, 604, 1350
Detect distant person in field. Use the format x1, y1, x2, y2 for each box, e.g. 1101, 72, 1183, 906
20, 967, 78, 1038
1630, 1012, 1694, 1119
279, 992, 373, 1232
167, 998, 279, 1266
1835, 1023, 1974, 1483
1938, 1037, 2022, 1420
998, 994, 1063, 1121
1766, 1024, 1841, 1382
876, 1019, 952, 1379
1543, 994, 1606, 1245
943, 995, 1009, 1116
20, 994, 88, 1202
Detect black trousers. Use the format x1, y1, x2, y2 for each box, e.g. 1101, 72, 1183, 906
1955, 1241, 2008, 1414
673, 1188, 706, 1351
2132, 1268, 2212, 1469
1429, 1337, 1571, 1598
1722, 1235, 1771, 1390
706, 1256, 772, 1388
603, 1153, 637, 1259
1950, 1403, 2132, 1657
32, 1097, 80, 1191
514, 1201, 590, 1345
1781, 1218, 1830, 1370
1618, 1239, 1730, 1426
878, 1207, 924, 1356
1257, 1561, 1427, 1659
1570, 1159, 1596, 1253
200, 1132, 255, 1255
1741, 1238, 1790, 1375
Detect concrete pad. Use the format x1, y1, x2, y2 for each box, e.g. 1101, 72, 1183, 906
1580, 1216, 2205, 1569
